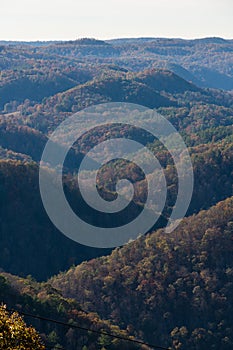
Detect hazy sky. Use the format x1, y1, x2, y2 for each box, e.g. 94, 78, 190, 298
0, 0, 232, 41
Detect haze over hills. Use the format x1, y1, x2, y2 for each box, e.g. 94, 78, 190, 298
0, 37, 233, 349
0, 37, 233, 93
0, 38, 233, 279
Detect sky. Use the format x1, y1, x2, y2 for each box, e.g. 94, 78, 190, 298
0, 0, 232, 41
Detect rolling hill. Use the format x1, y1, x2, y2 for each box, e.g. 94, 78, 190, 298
49, 196, 233, 349
0, 38, 233, 349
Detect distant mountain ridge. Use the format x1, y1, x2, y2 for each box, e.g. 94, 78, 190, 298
0, 35, 233, 350
0, 37, 232, 90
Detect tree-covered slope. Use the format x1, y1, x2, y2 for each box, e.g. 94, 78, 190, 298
1, 137, 233, 280
0, 274, 146, 350
0, 160, 111, 280
0, 37, 233, 350
1, 37, 232, 92
50, 196, 233, 349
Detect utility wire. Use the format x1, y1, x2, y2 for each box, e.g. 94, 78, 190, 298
10, 308, 171, 350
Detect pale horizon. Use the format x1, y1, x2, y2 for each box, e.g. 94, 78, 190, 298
0, 0, 232, 41
0, 35, 232, 43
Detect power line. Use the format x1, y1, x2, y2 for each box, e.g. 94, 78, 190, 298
11, 308, 171, 350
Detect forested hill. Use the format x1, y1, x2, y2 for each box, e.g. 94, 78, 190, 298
49, 195, 233, 349
1, 194, 233, 349
0, 36, 233, 350
0, 273, 147, 350
0, 53, 232, 280
0, 37, 232, 91
1, 134, 233, 279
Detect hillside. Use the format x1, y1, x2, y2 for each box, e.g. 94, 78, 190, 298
0, 38, 233, 349
133, 69, 199, 94
50, 196, 233, 349
0, 273, 147, 350
41, 72, 175, 113
0, 66, 232, 280
6, 67, 232, 135
0, 38, 232, 104
0, 160, 112, 280
106, 37, 233, 90
1, 138, 233, 280
0, 64, 97, 110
